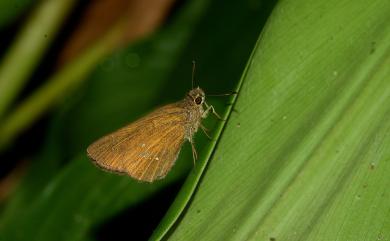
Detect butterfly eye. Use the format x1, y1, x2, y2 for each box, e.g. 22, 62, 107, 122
195, 96, 203, 105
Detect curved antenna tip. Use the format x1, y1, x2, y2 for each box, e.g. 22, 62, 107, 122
191, 61, 196, 89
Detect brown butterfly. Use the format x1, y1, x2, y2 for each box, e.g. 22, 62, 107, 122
87, 86, 222, 183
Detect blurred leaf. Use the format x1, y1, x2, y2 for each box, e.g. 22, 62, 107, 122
0, 0, 76, 118
0, 0, 34, 29
161, 0, 390, 240
0, 0, 273, 240
58, 0, 175, 64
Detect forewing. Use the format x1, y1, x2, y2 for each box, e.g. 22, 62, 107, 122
87, 103, 187, 182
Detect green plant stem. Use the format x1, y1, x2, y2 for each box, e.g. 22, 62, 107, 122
0, 24, 122, 153
0, 0, 76, 118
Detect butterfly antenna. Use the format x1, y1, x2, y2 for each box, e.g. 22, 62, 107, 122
206, 91, 238, 97
191, 60, 196, 89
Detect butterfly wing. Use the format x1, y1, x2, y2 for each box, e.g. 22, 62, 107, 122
87, 103, 188, 182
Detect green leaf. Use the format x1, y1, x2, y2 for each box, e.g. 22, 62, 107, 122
0, 0, 77, 119
159, 0, 390, 240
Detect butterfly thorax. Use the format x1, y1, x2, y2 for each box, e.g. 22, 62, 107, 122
181, 87, 206, 140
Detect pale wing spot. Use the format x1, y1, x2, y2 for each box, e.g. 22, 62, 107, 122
137, 126, 179, 181
155, 130, 185, 179
150, 146, 171, 181
130, 130, 167, 179
137, 130, 172, 181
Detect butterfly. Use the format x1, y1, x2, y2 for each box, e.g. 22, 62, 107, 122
87, 87, 222, 182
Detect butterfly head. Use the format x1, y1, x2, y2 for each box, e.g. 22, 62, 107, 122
187, 87, 205, 106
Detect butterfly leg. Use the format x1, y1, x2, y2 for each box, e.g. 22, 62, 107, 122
187, 128, 198, 166
203, 102, 224, 121
190, 141, 198, 166
200, 124, 212, 139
